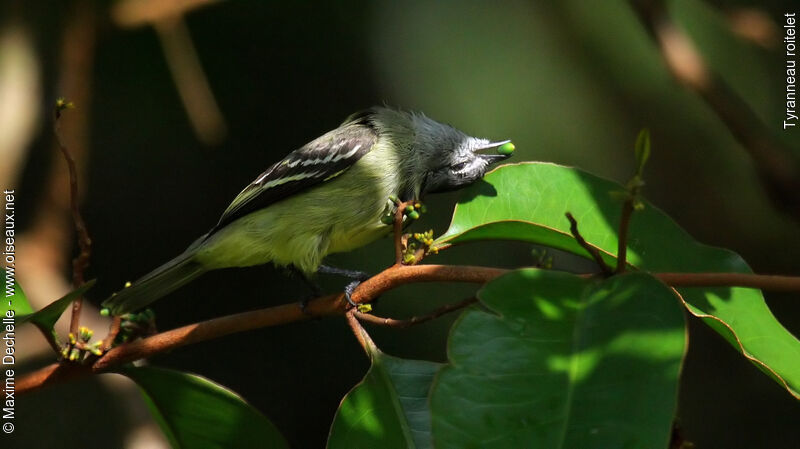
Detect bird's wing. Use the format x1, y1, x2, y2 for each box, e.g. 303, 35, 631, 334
211, 122, 377, 231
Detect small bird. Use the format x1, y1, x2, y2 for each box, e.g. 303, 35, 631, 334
102, 107, 513, 315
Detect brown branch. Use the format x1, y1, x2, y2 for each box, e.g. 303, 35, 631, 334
565, 212, 612, 275
16, 263, 800, 395
94, 294, 343, 371
355, 297, 478, 328
19, 293, 344, 395
355, 264, 506, 300
629, 0, 800, 221
16, 264, 499, 395
656, 272, 800, 291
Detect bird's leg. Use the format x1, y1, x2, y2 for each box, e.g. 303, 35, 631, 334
285, 266, 323, 313
317, 265, 370, 307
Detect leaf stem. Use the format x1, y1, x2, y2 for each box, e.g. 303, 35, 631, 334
565, 213, 612, 275
616, 200, 634, 274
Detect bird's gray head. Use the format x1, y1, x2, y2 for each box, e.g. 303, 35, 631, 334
408, 113, 512, 195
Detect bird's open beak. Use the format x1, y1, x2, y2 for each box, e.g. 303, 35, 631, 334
475, 140, 514, 163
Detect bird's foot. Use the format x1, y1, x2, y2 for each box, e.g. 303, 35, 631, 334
344, 280, 361, 307
317, 265, 373, 309
297, 295, 315, 315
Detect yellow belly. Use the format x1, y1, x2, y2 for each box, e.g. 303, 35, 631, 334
194, 144, 401, 274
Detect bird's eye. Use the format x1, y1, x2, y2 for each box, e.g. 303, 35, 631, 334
451, 160, 470, 172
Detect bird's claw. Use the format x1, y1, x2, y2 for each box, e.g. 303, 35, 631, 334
344, 280, 361, 307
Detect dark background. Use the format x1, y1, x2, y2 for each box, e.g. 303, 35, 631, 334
5, 0, 800, 447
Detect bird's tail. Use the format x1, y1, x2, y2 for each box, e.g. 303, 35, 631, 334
102, 251, 206, 316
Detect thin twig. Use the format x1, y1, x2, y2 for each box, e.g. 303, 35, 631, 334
54, 104, 93, 338
345, 310, 373, 354
565, 213, 613, 275
101, 316, 122, 352
393, 201, 411, 265
15, 0, 101, 361
355, 297, 478, 328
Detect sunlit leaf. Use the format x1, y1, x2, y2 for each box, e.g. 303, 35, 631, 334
436, 162, 800, 399
431, 270, 685, 448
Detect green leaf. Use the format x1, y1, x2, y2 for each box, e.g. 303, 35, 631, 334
436, 162, 800, 399
18, 280, 95, 343
2, 268, 32, 318
431, 270, 686, 448
120, 366, 288, 449
328, 349, 440, 448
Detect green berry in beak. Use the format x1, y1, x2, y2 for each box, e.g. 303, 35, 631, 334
497, 142, 515, 155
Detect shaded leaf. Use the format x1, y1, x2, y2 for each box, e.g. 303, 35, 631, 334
17, 280, 95, 344
436, 162, 800, 398
431, 270, 686, 448
328, 348, 440, 448
121, 366, 288, 449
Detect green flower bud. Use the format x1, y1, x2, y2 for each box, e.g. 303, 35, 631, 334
90, 341, 104, 356
79, 326, 93, 342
